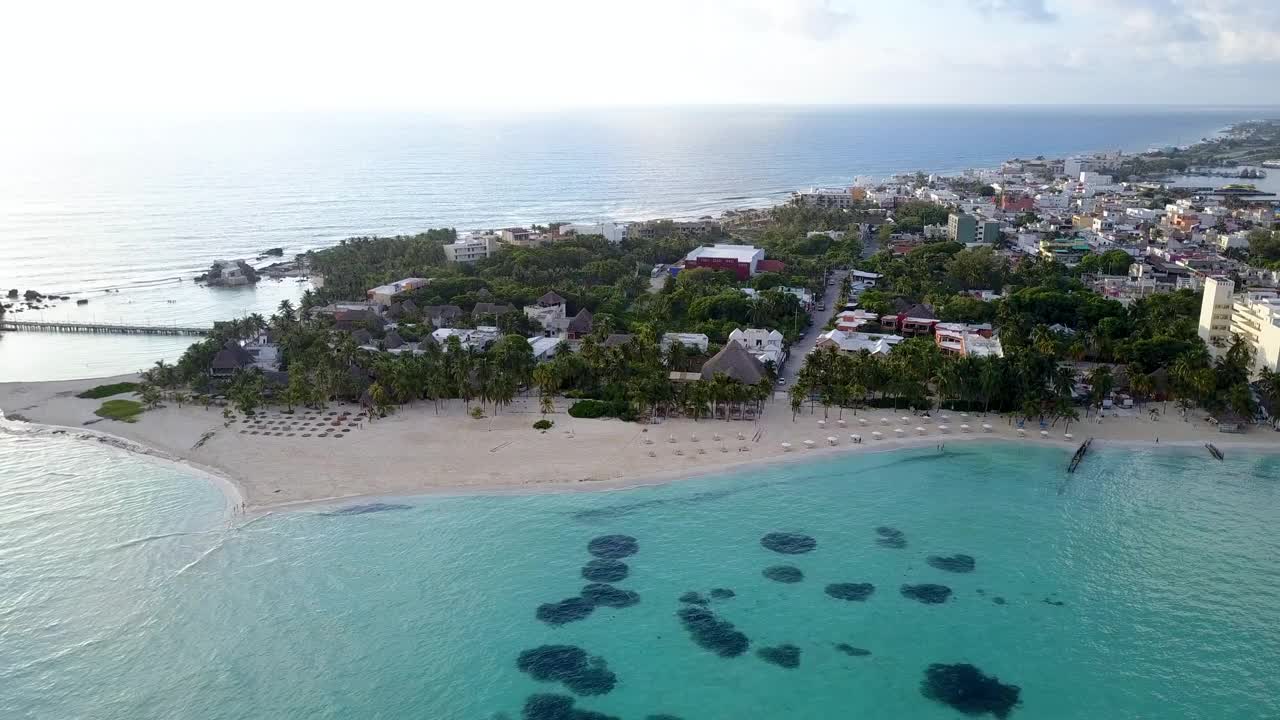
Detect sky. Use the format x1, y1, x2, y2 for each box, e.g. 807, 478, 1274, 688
2, 0, 1279, 113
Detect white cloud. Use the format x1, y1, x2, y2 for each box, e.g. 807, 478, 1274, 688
967, 0, 1057, 23
0, 0, 1276, 114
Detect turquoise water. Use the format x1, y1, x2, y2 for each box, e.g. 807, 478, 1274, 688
2, 434, 1279, 719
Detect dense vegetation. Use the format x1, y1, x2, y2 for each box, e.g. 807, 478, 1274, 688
143, 199, 1275, 424
76, 382, 140, 399
94, 399, 145, 422
846, 239, 1262, 419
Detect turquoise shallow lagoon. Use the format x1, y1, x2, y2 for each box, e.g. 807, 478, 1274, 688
2, 434, 1278, 719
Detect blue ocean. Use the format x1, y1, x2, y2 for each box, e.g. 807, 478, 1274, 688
1, 432, 1277, 719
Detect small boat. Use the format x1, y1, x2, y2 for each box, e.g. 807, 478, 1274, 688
76, 298, 89, 305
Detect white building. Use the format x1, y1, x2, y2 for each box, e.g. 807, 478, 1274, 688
528, 336, 562, 363
806, 229, 846, 241
661, 332, 710, 354
443, 235, 500, 263
834, 309, 880, 331
431, 326, 501, 351
1063, 157, 1096, 178
933, 323, 1003, 358
367, 278, 429, 305
1199, 277, 1280, 375
1218, 230, 1252, 251
728, 328, 785, 367
814, 329, 903, 356
560, 222, 628, 244
794, 187, 854, 209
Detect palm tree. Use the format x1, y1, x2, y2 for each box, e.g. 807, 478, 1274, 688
1257, 368, 1280, 425
1086, 365, 1113, 416
1030, 325, 1058, 356
1128, 368, 1153, 412
1226, 382, 1257, 420
277, 299, 297, 324
1052, 365, 1077, 401
533, 364, 560, 417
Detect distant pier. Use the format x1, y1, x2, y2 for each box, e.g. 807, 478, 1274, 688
0, 320, 210, 337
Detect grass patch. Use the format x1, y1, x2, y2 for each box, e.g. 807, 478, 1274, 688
94, 399, 145, 423
76, 382, 140, 399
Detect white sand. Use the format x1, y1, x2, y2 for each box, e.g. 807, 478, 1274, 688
3, 373, 1277, 512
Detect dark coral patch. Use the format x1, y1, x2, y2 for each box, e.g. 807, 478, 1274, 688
834, 643, 872, 657
825, 583, 876, 602
679, 591, 709, 606
516, 646, 617, 697
522, 693, 621, 720
993, 597, 1007, 605
1042, 598, 1065, 607
756, 644, 801, 669
581, 584, 640, 609
901, 584, 952, 604
518, 645, 587, 680
581, 559, 629, 583
927, 554, 976, 573
920, 663, 1021, 719
875, 526, 907, 549
677, 606, 750, 658
537, 597, 595, 625
760, 532, 816, 554
588, 535, 638, 559
709, 588, 735, 600
762, 565, 804, 583
644, 716, 684, 720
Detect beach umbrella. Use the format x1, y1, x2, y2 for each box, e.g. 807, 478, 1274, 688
871, 431, 883, 440
916, 427, 926, 435
982, 423, 993, 433
938, 425, 950, 433
827, 436, 838, 446
804, 439, 816, 449
781, 442, 793, 452
961, 424, 971, 433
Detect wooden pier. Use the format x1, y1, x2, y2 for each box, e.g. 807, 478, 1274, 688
1205, 443, 1224, 461
0, 320, 210, 337
1066, 438, 1093, 474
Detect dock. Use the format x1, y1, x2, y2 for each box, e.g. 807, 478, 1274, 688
1066, 437, 1093, 474
1205, 443, 1224, 461
0, 320, 210, 337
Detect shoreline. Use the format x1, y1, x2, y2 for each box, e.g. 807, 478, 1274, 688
4, 374, 1277, 516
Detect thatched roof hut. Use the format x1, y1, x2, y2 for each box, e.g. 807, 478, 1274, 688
700, 340, 766, 385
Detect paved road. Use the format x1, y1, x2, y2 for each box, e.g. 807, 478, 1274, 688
778, 270, 846, 386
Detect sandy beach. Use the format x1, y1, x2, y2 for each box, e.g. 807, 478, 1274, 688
2, 372, 1277, 512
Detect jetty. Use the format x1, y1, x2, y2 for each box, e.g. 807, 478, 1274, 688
0, 320, 210, 337
1066, 437, 1093, 474
1205, 443, 1224, 461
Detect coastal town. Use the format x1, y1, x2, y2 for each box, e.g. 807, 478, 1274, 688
4, 122, 1280, 508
